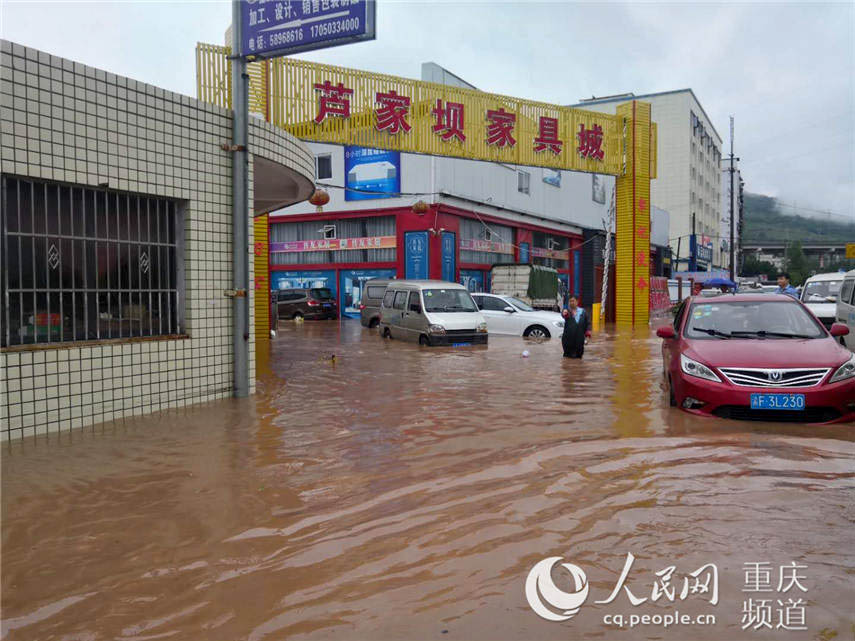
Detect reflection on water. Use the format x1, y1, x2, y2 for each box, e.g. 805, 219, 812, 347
2, 321, 854, 640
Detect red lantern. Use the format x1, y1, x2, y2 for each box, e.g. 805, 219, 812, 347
309, 188, 330, 212
412, 200, 429, 215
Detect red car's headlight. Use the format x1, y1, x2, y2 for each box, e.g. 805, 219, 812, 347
680, 354, 721, 382
829, 354, 855, 384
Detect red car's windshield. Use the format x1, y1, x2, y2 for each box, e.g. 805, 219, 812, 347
685, 300, 826, 339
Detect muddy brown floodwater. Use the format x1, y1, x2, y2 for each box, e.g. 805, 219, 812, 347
2, 322, 854, 641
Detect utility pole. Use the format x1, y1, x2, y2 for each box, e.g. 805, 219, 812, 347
729, 116, 735, 282
691, 212, 696, 271
231, 0, 250, 397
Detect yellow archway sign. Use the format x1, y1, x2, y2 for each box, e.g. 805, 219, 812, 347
197, 45, 656, 326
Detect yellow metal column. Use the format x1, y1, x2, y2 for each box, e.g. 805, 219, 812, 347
253, 214, 270, 346
615, 101, 652, 327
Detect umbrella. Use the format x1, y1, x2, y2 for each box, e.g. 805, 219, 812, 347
703, 277, 737, 288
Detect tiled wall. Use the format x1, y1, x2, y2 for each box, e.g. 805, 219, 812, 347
0, 40, 315, 439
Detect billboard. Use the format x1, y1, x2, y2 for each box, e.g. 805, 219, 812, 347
240, 0, 376, 59
345, 146, 401, 201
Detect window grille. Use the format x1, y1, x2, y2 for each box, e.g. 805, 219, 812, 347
1, 176, 183, 347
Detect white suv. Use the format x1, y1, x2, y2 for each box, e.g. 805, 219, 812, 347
801, 272, 844, 329
471, 293, 565, 338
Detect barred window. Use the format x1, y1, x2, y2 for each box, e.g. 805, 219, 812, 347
1, 176, 183, 347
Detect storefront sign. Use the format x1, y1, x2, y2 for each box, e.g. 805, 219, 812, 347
846, 242, 855, 259
459, 238, 514, 254
344, 146, 400, 201
269, 235, 396, 253
688, 235, 712, 268
531, 247, 570, 260
240, 0, 376, 59
197, 51, 627, 176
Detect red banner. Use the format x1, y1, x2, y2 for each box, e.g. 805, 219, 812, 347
531, 247, 570, 260
269, 236, 396, 253
459, 238, 513, 254
649, 276, 671, 315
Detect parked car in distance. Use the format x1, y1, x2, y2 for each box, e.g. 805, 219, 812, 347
379, 280, 488, 346
836, 269, 855, 350
801, 272, 844, 329
274, 288, 338, 320
471, 293, 564, 338
359, 279, 392, 328
656, 293, 854, 424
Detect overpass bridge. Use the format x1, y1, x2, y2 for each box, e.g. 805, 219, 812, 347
742, 242, 851, 269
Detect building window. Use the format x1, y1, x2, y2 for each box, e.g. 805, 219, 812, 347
1, 176, 183, 347
518, 171, 530, 195
316, 154, 332, 180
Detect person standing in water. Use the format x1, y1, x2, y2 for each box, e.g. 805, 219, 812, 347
561, 296, 590, 358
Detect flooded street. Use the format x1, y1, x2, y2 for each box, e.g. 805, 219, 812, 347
3, 321, 854, 641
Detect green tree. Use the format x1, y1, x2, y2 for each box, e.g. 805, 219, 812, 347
784, 241, 811, 285
741, 255, 778, 278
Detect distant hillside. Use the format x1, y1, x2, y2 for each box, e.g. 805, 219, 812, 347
742, 193, 855, 243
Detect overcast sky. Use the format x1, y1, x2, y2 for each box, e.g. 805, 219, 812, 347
2, 0, 853, 220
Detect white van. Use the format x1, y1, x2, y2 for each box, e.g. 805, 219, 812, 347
379, 280, 488, 346
835, 269, 855, 350
801, 272, 845, 329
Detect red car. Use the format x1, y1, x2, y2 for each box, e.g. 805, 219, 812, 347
657, 293, 855, 424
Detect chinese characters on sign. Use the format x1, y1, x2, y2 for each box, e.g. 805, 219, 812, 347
741, 562, 808, 631
486, 108, 516, 148
313, 81, 353, 123
432, 100, 466, 143
578, 124, 605, 160
240, 0, 376, 58
375, 90, 411, 134
534, 117, 563, 155
459, 239, 514, 254
307, 83, 607, 158
269, 236, 396, 253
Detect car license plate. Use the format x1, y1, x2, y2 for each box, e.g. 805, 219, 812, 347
452, 342, 472, 347
323, 304, 331, 308
750, 393, 805, 410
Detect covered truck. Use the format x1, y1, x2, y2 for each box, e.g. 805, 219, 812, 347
489, 264, 563, 311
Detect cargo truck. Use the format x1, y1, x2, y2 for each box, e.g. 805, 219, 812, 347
489, 264, 563, 311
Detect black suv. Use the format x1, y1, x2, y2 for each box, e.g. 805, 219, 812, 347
274, 288, 338, 320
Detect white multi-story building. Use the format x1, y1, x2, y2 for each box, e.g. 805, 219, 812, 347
572, 90, 724, 272
720, 157, 743, 274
